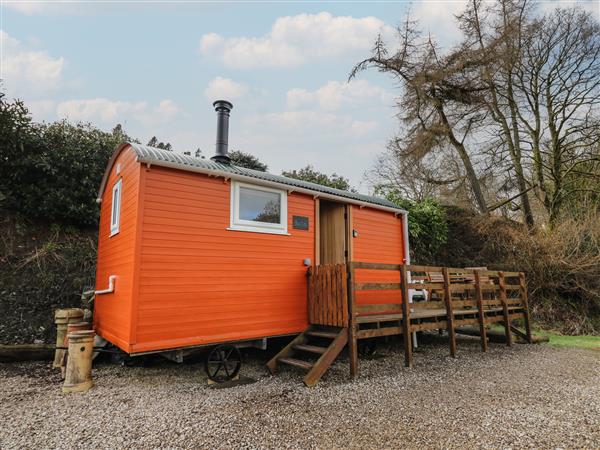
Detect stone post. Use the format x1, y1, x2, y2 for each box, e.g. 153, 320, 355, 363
62, 330, 95, 393
60, 322, 91, 378
53, 308, 84, 368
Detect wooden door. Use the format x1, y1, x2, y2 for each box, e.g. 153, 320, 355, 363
319, 201, 346, 265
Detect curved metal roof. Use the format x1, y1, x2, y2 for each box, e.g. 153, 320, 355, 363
98, 142, 406, 214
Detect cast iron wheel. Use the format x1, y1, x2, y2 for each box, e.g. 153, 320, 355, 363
205, 344, 242, 383
358, 339, 377, 356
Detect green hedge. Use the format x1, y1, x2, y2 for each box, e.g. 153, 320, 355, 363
0, 94, 132, 227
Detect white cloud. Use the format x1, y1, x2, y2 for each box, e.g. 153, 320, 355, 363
411, 1, 466, 46
349, 120, 378, 136
245, 110, 377, 138
411, 1, 599, 47
3, 1, 50, 15
200, 33, 225, 54
1, 30, 65, 96
537, 0, 599, 16
287, 80, 390, 111
237, 77, 397, 187
204, 77, 248, 101
240, 78, 390, 173
26, 100, 57, 120
55, 98, 181, 127
199, 12, 394, 69
235, 108, 389, 192
3, 1, 92, 15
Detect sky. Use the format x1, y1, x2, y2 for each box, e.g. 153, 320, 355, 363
1, 0, 598, 192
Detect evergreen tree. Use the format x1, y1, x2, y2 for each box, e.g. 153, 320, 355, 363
229, 150, 268, 171
282, 165, 355, 192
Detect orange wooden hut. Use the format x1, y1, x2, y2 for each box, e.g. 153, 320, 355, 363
94, 101, 409, 381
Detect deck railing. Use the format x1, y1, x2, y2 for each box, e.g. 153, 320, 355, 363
306, 262, 532, 376
307, 261, 532, 375
347, 262, 532, 375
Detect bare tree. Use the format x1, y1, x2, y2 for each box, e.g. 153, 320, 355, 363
459, 0, 536, 226
514, 6, 600, 225
351, 18, 490, 213
454, 1, 600, 225
368, 135, 467, 203
358, 3, 599, 225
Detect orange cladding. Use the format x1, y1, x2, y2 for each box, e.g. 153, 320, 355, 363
351, 205, 406, 306
94, 145, 314, 353
94, 145, 405, 354
94, 146, 141, 350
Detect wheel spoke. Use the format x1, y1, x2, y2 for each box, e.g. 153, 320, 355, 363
205, 344, 241, 382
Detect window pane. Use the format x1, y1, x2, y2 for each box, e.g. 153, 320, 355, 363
112, 187, 119, 225
239, 187, 281, 224
110, 180, 122, 235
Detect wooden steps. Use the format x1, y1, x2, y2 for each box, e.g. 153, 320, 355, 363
294, 344, 327, 355
267, 326, 348, 387
270, 263, 533, 386
306, 330, 339, 339
278, 357, 313, 370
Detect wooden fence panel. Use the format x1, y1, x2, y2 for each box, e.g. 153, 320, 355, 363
308, 264, 349, 327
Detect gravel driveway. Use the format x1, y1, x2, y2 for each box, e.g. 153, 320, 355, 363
1, 334, 599, 449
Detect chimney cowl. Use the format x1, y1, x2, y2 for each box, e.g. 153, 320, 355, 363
211, 100, 233, 164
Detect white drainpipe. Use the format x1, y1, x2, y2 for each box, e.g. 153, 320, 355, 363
95, 275, 116, 295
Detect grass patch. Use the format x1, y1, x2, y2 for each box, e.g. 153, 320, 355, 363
489, 324, 600, 350
535, 331, 600, 350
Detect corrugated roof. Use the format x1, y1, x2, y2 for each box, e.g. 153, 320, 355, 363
100, 142, 406, 214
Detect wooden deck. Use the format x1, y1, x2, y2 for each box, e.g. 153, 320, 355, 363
269, 261, 533, 385
347, 262, 532, 372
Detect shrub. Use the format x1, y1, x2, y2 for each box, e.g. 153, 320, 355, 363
486, 214, 600, 334
0, 95, 133, 227
0, 215, 97, 344
434, 208, 600, 334
380, 193, 449, 264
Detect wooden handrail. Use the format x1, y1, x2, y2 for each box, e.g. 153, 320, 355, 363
405, 264, 444, 272
343, 261, 532, 375
356, 303, 402, 313
350, 262, 403, 270
351, 262, 523, 279
407, 282, 444, 290
355, 282, 402, 291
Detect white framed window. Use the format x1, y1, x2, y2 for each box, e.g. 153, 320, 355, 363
229, 181, 288, 235
110, 179, 122, 237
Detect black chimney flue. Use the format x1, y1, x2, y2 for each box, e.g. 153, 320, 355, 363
211, 100, 233, 164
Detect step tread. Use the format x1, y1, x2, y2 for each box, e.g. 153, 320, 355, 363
278, 357, 313, 370
294, 344, 328, 355
306, 330, 340, 339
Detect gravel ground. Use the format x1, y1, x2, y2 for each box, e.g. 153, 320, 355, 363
1, 334, 599, 450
